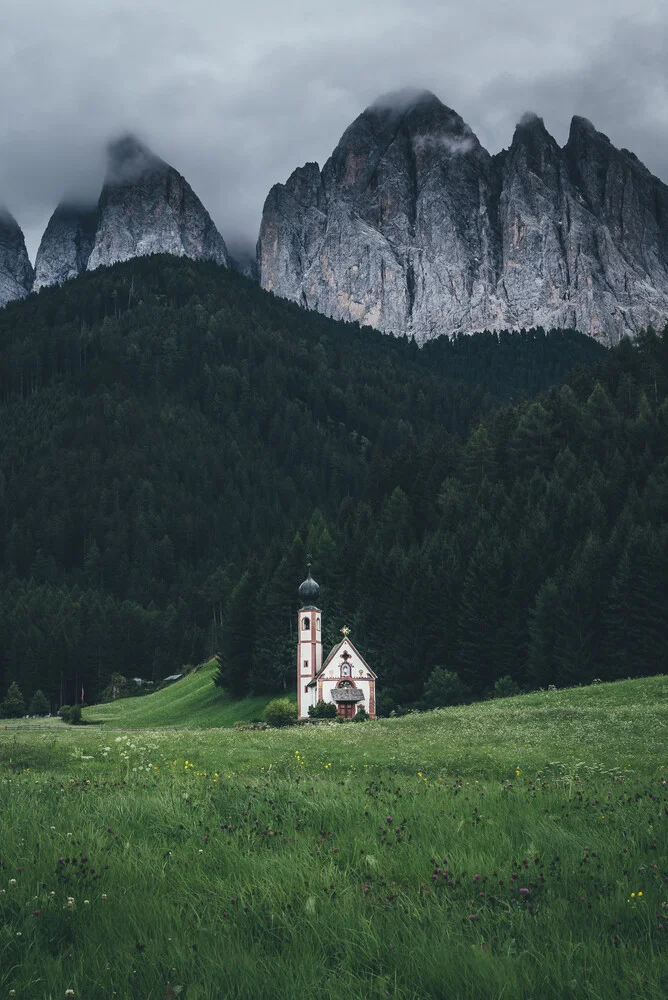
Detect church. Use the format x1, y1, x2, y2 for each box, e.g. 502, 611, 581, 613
296, 565, 377, 720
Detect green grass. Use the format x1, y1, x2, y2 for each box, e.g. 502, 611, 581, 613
1, 661, 276, 730
88, 660, 278, 728
0, 675, 666, 999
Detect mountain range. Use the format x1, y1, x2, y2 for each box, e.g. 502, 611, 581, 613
2, 89, 668, 344
5, 134, 229, 303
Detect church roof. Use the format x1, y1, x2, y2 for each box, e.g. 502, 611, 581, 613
306, 637, 377, 688
298, 567, 320, 608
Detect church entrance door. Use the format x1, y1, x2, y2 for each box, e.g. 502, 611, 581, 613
337, 702, 355, 720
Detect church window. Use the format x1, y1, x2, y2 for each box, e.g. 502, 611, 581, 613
303, 659, 308, 671
342, 664, 350, 677
316, 618, 321, 631
338, 679, 353, 688
302, 617, 310, 631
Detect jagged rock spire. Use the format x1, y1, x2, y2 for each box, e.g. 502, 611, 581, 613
0, 207, 34, 307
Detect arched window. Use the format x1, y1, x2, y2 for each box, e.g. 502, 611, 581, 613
316, 618, 321, 631
338, 679, 353, 688
302, 617, 310, 631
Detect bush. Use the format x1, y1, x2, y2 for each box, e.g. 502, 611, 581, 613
308, 700, 337, 719
353, 707, 369, 722
0, 681, 26, 718
67, 705, 83, 725
264, 698, 297, 728
493, 675, 520, 698
29, 690, 50, 716
375, 691, 400, 718
422, 667, 470, 708
59, 705, 83, 725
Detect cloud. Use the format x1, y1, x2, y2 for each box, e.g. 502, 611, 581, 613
0, 1, 666, 261
413, 133, 477, 157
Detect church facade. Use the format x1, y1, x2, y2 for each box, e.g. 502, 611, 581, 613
296, 566, 377, 720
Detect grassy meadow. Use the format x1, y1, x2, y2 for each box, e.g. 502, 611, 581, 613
1, 675, 666, 999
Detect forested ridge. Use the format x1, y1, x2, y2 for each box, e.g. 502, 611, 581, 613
1, 255, 665, 714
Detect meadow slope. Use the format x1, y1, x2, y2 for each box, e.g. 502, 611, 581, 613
0, 676, 666, 999
83, 661, 275, 729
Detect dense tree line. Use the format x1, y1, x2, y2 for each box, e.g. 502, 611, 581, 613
221, 332, 668, 711
3, 254, 659, 713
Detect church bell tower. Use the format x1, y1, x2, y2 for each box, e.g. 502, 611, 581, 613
297, 562, 322, 720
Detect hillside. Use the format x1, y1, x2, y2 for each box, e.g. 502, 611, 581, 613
0, 256, 611, 710
87, 660, 274, 728
2, 675, 666, 999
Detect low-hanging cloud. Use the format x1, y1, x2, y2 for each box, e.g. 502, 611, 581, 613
1, 1, 666, 262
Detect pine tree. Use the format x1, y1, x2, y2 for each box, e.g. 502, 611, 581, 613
1, 681, 26, 718
220, 567, 258, 697
29, 689, 50, 716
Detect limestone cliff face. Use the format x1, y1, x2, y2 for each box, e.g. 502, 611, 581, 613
34, 135, 229, 289
33, 204, 97, 291
0, 207, 34, 308
258, 91, 668, 344
87, 136, 228, 271
259, 91, 502, 341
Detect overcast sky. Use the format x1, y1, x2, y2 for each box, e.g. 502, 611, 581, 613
1, 0, 667, 261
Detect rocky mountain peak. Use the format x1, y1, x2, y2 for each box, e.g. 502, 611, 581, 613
512, 112, 555, 143
86, 134, 228, 272
568, 115, 607, 144
34, 202, 98, 291
0, 206, 34, 308
369, 87, 443, 114
34, 134, 229, 288
259, 89, 668, 345
505, 113, 562, 179
105, 134, 166, 185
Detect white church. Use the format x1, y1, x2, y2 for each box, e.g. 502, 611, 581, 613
296, 565, 377, 720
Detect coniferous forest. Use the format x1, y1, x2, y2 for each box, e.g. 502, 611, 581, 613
0, 255, 667, 713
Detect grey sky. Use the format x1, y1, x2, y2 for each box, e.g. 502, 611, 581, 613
1, 0, 667, 261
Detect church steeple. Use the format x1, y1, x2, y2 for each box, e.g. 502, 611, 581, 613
297, 559, 322, 719
298, 561, 320, 608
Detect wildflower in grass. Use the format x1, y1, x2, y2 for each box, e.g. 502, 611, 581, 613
468, 914, 478, 921
33, 909, 41, 916
9, 879, 16, 886
516, 767, 521, 776
65, 991, 75, 997
519, 888, 530, 895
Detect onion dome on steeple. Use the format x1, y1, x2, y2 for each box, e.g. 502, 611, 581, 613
298, 561, 320, 608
